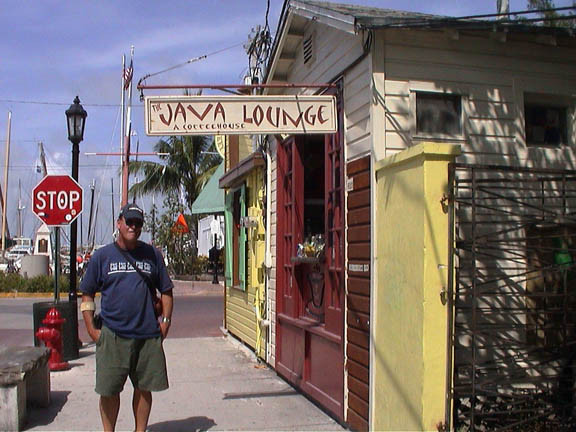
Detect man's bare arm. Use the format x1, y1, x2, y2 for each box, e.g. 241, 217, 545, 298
159, 289, 173, 339
81, 294, 100, 343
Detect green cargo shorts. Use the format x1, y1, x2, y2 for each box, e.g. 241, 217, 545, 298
95, 325, 169, 396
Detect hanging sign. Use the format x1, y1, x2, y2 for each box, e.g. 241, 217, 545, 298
214, 135, 226, 157
145, 95, 337, 136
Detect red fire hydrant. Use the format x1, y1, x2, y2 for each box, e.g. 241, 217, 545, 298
35, 307, 70, 371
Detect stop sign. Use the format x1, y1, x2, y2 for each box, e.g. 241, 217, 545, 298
32, 175, 83, 226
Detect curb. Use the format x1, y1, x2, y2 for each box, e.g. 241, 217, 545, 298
0, 281, 224, 298
0, 292, 91, 299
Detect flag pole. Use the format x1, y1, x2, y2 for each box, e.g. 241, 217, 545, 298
120, 54, 126, 206
122, 46, 134, 206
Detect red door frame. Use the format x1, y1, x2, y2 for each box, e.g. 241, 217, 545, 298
275, 86, 345, 418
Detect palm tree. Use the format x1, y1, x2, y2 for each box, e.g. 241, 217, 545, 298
129, 135, 221, 260
526, 0, 575, 28
129, 135, 220, 213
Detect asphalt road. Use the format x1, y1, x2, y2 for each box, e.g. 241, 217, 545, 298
0, 294, 224, 346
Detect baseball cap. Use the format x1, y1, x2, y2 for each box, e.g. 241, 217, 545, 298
119, 203, 144, 222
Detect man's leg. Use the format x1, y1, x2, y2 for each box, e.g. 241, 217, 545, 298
100, 394, 120, 432
133, 388, 152, 432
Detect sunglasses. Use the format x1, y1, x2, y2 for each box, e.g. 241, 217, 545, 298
124, 218, 144, 228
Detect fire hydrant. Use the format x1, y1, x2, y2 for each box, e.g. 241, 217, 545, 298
35, 307, 69, 371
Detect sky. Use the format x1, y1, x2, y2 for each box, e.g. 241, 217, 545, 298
0, 0, 573, 247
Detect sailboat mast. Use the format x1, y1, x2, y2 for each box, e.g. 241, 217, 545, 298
2, 111, 11, 252
87, 179, 95, 248
111, 178, 115, 235
17, 179, 23, 238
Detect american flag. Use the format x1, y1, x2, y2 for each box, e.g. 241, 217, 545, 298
123, 59, 133, 90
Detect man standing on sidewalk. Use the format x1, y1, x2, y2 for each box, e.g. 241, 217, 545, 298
79, 203, 174, 432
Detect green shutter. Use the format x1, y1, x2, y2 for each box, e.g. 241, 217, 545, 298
224, 191, 233, 286
238, 184, 247, 291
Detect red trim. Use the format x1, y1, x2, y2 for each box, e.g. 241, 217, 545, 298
278, 313, 342, 344
275, 131, 345, 421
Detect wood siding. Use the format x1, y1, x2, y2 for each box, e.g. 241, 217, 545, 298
344, 56, 371, 161
268, 22, 369, 367
268, 140, 278, 367
274, 20, 371, 426
284, 22, 371, 161
346, 156, 371, 432
276, 21, 362, 93
225, 166, 266, 358
377, 28, 576, 167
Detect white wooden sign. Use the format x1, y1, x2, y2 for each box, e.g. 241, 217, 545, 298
145, 95, 337, 136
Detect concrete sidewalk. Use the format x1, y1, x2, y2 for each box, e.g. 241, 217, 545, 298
24, 336, 346, 432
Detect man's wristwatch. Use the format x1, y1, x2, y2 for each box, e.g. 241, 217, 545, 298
161, 316, 171, 324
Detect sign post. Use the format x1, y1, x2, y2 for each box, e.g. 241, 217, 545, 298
32, 175, 83, 361
32, 175, 83, 299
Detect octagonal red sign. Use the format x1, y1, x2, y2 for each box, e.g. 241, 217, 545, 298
32, 175, 83, 226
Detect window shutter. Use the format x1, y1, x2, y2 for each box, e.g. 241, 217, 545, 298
239, 184, 247, 291
224, 191, 233, 286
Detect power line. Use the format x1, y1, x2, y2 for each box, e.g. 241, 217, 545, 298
137, 40, 247, 84
0, 99, 124, 107
7, 164, 135, 170
1, 39, 251, 109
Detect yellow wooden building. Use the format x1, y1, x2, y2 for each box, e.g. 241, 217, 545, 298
218, 135, 267, 359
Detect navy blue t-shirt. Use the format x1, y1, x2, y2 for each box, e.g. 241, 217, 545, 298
80, 241, 173, 339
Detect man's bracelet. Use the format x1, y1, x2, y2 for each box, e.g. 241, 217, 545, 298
161, 316, 171, 324
80, 301, 96, 312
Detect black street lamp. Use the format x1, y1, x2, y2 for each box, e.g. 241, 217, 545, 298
31, 97, 87, 363
65, 96, 87, 303
66, 96, 87, 146
65, 97, 86, 360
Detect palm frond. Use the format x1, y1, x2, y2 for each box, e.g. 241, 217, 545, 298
128, 134, 221, 212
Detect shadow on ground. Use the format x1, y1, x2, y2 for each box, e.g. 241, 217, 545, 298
25, 390, 70, 430
149, 415, 216, 432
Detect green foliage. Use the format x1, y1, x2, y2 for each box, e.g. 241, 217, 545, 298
525, 0, 575, 28
129, 133, 222, 277
193, 255, 210, 275
0, 273, 27, 292
146, 192, 201, 277
128, 135, 220, 215
0, 273, 70, 293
